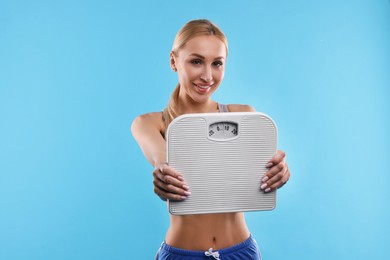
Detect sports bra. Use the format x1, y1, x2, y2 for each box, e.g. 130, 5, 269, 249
162, 103, 229, 138
218, 103, 229, 113
162, 103, 229, 122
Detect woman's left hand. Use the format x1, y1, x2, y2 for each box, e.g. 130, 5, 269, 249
260, 150, 290, 193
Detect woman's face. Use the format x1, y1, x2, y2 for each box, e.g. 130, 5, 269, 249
172, 35, 227, 103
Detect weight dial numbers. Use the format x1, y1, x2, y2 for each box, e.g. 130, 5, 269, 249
208, 122, 238, 140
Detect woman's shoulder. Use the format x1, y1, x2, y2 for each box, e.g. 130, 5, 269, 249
226, 104, 256, 112
131, 111, 164, 133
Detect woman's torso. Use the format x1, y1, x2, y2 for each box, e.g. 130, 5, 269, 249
166, 212, 249, 250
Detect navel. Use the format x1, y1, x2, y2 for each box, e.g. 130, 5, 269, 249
212, 236, 217, 248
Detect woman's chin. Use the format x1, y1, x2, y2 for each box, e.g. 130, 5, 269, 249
191, 93, 213, 104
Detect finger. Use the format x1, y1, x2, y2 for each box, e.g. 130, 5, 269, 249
279, 163, 290, 188
260, 161, 287, 192
267, 169, 290, 192
162, 166, 189, 189
154, 186, 187, 201
154, 177, 191, 197
153, 164, 191, 200
266, 150, 286, 168
153, 169, 190, 191
157, 164, 186, 183
263, 160, 285, 182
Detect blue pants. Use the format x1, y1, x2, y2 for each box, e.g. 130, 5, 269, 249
155, 234, 262, 260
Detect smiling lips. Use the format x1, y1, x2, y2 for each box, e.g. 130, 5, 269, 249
193, 83, 213, 94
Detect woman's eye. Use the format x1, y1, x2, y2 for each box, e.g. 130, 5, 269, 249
213, 61, 223, 67
191, 59, 202, 65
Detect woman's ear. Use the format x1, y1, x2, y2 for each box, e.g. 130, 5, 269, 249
170, 52, 177, 72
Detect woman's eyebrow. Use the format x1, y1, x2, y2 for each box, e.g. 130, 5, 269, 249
189, 53, 225, 60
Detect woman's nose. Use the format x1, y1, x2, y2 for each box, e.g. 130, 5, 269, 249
200, 65, 213, 82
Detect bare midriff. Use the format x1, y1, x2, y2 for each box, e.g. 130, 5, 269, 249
165, 212, 250, 251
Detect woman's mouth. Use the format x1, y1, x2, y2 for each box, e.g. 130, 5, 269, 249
193, 83, 212, 94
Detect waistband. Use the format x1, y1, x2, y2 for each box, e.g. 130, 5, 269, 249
160, 234, 256, 256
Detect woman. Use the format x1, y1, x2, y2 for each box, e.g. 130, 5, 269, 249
131, 19, 290, 260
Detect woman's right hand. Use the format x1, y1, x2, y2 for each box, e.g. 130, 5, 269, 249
153, 163, 191, 201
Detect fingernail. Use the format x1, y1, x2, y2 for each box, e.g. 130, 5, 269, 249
183, 184, 190, 190
260, 183, 268, 190
178, 175, 184, 181
266, 162, 273, 168
262, 176, 269, 182
184, 191, 191, 196
265, 188, 271, 193
181, 196, 187, 200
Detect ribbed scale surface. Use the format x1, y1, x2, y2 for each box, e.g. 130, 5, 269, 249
167, 113, 277, 215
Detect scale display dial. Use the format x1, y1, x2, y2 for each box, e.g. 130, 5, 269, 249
208, 122, 238, 140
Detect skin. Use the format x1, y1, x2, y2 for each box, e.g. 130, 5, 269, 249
131, 35, 290, 251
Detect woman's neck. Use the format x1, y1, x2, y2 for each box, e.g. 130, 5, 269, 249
176, 97, 219, 114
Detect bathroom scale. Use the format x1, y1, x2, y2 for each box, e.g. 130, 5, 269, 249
166, 112, 277, 215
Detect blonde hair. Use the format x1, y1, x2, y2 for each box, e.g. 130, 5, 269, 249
162, 19, 228, 129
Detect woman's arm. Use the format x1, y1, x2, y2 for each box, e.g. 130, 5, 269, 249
131, 113, 190, 201
131, 113, 166, 167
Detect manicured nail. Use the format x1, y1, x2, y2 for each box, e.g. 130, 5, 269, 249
265, 188, 271, 193
266, 162, 273, 168
181, 196, 187, 200
262, 176, 269, 182
183, 184, 190, 190
184, 191, 191, 196
178, 175, 184, 181
260, 183, 268, 190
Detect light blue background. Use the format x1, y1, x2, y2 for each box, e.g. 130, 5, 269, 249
1, 0, 389, 259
